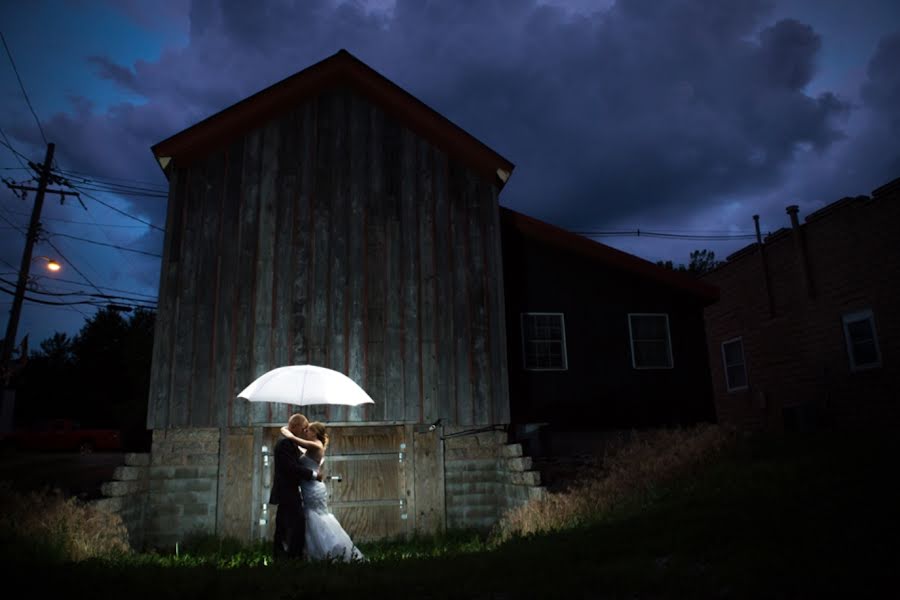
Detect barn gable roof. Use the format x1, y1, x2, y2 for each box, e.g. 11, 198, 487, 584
500, 207, 720, 303
151, 49, 514, 188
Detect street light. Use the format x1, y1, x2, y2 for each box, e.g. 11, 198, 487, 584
33, 256, 61, 272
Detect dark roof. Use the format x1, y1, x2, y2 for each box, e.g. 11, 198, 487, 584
500, 207, 720, 304
151, 49, 514, 188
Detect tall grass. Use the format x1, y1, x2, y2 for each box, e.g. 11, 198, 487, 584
0, 483, 131, 562
492, 423, 734, 543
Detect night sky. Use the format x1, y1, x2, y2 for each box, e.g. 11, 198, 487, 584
1, 0, 898, 347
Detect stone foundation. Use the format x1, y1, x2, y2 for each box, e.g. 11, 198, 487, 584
144, 428, 220, 549
444, 427, 546, 530
90, 452, 150, 550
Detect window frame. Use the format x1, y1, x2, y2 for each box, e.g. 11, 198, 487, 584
841, 309, 882, 372
520, 312, 568, 372
627, 313, 674, 370
720, 336, 749, 392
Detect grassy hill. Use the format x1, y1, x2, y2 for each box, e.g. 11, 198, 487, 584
4, 428, 898, 598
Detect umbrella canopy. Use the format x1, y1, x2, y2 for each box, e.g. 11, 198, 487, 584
237, 365, 375, 407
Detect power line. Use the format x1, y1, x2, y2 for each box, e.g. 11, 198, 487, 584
1, 31, 47, 145
57, 169, 168, 191
37, 276, 157, 300
66, 184, 164, 232
0, 276, 157, 306
576, 229, 758, 241
42, 236, 107, 298
74, 185, 168, 199
47, 231, 162, 258
5, 210, 151, 228
0, 127, 31, 171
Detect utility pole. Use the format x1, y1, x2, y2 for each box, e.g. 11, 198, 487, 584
1, 142, 78, 383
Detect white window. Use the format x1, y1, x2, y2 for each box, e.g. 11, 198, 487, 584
628, 313, 673, 369
521, 313, 567, 370
721, 337, 748, 392
842, 309, 881, 371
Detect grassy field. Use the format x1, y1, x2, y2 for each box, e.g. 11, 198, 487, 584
3, 429, 898, 598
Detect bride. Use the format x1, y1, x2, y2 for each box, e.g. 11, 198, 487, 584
279, 421, 365, 562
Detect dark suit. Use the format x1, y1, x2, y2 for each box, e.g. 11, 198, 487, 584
269, 436, 316, 560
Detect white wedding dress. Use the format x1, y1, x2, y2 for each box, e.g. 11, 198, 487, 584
298, 454, 365, 562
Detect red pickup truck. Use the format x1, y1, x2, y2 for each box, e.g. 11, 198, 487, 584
1, 419, 123, 453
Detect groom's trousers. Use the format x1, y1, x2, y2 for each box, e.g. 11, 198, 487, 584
273, 502, 306, 560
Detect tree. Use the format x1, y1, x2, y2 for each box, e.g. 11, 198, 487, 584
687, 249, 722, 275
11, 307, 155, 450
657, 249, 723, 277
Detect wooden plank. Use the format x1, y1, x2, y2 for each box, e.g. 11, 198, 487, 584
449, 160, 473, 426
271, 112, 300, 426
365, 105, 387, 422
231, 128, 262, 427
347, 93, 368, 423
485, 184, 510, 424
190, 151, 224, 427
290, 102, 313, 384
217, 428, 254, 541
330, 505, 406, 543
328, 90, 350, 424
413, 427, 445, 535
400, 128, 421, 424
467, 170, 490, 426
146, 168, 182, 429
307, 94, 332, 424
383, 117, 405, 423
324, 424, 408, 541
170, 165, 204, 427
250, 121, 280, 424
213, 140, 245, 428
417, 139, 438, 424
432, 151, 454, 425
328, 457, 401, 503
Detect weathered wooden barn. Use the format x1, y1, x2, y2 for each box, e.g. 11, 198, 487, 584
95, 49, 723, 549
500, 208, 719, 456
127, 49, 545, 548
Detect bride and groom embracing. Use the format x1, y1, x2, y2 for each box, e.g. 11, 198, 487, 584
269, 413, 364, 562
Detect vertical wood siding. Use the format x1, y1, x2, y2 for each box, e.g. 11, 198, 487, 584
147, 88, 508, 429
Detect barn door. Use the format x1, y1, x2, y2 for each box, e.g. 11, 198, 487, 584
257, 424, 412, 544
324, 425, 411, 542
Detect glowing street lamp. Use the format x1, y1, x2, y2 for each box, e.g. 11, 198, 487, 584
33, 256, 61, 272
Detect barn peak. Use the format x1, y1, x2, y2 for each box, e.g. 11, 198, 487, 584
151, 49, 514, 188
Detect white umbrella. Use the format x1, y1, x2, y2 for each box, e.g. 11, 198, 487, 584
237, 365, 375, 407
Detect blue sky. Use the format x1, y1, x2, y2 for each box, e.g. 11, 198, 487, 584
1, 0, 899, 348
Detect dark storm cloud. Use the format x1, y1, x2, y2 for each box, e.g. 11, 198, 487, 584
16, 0, 856, 236
861, 32, 900, 127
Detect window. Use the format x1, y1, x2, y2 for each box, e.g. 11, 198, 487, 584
628, 313, 673, 369
842, 309, 881, 371
721, 337, 748, 392
521, 313, 567, 370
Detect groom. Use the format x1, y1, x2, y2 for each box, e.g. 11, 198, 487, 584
270, 413, 320, 560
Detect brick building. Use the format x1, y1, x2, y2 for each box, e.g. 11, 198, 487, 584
702, 176, 900, 431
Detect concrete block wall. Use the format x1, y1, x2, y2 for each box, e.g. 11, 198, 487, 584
143, 428, 220, 549
90, 452, 150, 550
444, 428, 545, 530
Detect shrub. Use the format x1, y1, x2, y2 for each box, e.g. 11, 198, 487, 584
492, 424, 734, 543
0, 483, 131, 562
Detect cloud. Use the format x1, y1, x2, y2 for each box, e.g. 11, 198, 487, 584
8, 0, 863, 235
